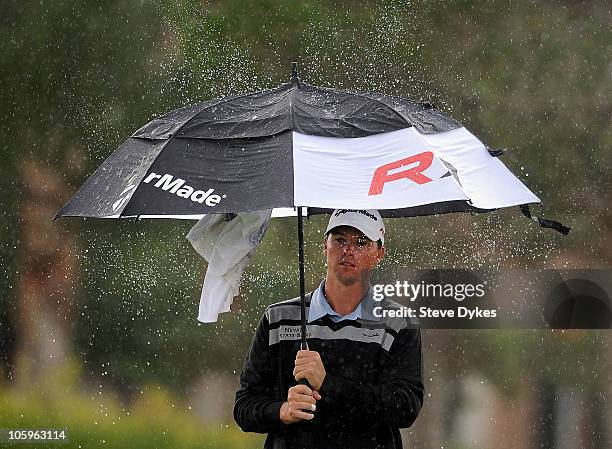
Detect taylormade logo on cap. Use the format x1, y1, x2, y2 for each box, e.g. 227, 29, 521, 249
333, 209, 378, 220
326, 209, 385, 245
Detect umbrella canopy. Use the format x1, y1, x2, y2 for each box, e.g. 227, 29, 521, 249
56, 64, 569, 346
56, 69, 545, 221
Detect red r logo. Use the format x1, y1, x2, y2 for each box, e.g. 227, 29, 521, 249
368, 151, 434, 195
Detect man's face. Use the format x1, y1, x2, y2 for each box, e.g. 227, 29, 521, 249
324, 226, 385, 286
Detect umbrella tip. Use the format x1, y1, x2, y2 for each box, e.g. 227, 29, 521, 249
291, 62, 299, 84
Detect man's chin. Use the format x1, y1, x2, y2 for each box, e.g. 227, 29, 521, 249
335, 273, 359, 286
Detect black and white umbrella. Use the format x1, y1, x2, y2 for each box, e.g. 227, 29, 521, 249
56, 63, 568, 344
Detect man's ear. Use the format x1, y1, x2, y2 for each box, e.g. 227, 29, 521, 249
323, 235, 329, 257
376, 246, 385, 264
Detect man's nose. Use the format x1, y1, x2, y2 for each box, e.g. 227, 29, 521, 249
342, 242, 358, 253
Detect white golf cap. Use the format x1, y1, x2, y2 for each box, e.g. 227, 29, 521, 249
325, 209, 385, 245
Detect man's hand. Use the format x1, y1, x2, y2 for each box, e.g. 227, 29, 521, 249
280, 384, 322, 424
293, 350, 326, 391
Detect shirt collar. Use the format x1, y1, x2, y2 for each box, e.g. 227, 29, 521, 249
308, 281, 379, 322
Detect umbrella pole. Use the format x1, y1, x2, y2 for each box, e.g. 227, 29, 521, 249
297, 207, 308, 350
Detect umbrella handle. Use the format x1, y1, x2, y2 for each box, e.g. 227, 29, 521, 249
296, 210, 313, 416
298, 340, 315, 415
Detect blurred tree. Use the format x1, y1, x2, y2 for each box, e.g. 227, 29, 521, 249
1, 5, 610, 442
0, 0, 182, 383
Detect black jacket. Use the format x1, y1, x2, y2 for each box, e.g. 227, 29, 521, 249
234, 293, 424, 449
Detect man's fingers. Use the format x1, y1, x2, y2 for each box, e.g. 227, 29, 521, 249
313, 391, 322, 401
296, 350, 321, 360
290, 409, 315, 421
290, 383, 313, 396
294, 356, 318, 366
293, 364, 314, 377
292, 401, 316, 412
284, 383, 319, 424
296, 394, 316, 404
295, 356, 319, 364
288, 391, 316, 404
294, 370, 312, 383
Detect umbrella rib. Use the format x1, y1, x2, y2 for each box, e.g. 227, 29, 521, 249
117, 138, 173, 219
353, 92, 416, 129
310, 84, 412, 129
289, 84, 296, 129
168, 84, 292, 138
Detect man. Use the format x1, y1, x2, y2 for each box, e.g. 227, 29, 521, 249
234, 209, 423, 449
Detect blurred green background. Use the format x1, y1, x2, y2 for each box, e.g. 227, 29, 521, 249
1, 1, 610, 448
